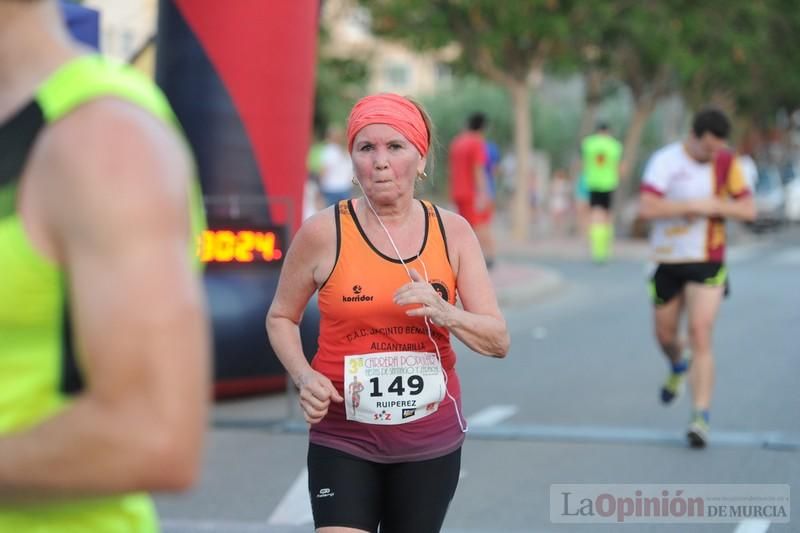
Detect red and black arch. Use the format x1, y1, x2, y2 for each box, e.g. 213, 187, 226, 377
155, 1, 321, 397
155, 0, 318, 229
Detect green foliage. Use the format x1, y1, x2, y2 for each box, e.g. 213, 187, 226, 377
531, 95, 582, 170
312, 24, 368, 139
750, 0, 800, 114
624, 0, 800, 123
313, 55, 368, 137
362, 0, 578, 82
350, 0, 800, 168
672, 2, 769, 113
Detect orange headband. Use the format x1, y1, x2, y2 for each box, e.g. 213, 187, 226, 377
346, 93, 429, 157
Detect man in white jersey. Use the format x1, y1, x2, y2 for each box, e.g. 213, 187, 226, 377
638, 107, 756, 448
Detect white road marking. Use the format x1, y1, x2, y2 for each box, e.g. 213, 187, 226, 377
161, 519, 268, 532
468, 405, 519, 427
266, 467, 312, 526
733, 519, 770, 533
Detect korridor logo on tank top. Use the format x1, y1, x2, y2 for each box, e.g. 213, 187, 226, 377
342, 284, 374, 303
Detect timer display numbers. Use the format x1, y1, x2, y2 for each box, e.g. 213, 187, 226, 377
197, 222, 286, 267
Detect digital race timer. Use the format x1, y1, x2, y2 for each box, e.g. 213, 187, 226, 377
197, 222, 286, 266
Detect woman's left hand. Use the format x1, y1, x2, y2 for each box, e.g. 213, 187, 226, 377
393, 269, 453, 327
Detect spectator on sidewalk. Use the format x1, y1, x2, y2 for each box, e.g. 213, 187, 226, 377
574, 171, 590, 237
304, 138, 325, 219
549, 169, 572, 237
485, 138, 502, 206
319, 125, 353, 206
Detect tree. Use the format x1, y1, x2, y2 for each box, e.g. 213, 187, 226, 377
314, 55, 368, 137
604, 3, 687, 188
681, 0, 800, 127
547, 1, 624, 175
314, 14, 369, 138
360, 0, 577, 240
759, 0, 800, 114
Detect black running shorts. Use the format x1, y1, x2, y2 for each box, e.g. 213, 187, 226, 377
589, 190, 613, 209
308, 442, 461, 532
649, 262, 729, 306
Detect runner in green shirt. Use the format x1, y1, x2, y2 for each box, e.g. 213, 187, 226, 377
581, 122, 623, 263
0, 1, 209, 530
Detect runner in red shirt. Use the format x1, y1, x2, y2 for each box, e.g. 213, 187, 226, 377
449, 112, 496, 268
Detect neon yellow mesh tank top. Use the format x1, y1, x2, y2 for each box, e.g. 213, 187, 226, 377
0, 54, 205, 533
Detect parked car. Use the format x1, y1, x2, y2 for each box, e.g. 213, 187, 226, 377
785, 175, 800, 222
747, 165, 785, 233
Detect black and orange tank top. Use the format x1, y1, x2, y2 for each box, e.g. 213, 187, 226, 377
314, 198, 457, 386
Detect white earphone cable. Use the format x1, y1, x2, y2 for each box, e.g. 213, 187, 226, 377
355, 188, 468, 433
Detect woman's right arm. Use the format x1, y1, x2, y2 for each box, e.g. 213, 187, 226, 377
266, 209, 342, 423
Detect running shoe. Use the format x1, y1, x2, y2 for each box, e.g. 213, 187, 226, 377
660, 367, 687, 404
687, 413, 709, 449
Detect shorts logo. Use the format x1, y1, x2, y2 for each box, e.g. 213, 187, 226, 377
316, 487, 335, 498
342, 284, 374, 303
402, 408, 416, 419
430, 280, 450, 302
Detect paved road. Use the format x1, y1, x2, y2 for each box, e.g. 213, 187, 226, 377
157, 226, 799, 532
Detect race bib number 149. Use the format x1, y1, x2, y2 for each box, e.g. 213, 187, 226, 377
343, 351, 445, 425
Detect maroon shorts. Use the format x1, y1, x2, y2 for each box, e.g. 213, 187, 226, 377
455, 198, 493, 227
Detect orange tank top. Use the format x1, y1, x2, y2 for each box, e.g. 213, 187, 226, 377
310, 199, 465, 462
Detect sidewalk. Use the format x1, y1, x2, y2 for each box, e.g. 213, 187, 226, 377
488, 234, 648, 307
489, 260, 563, 306
487, 218, 768, 306
496, 234, 649, 262
487, 223, 592, 306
